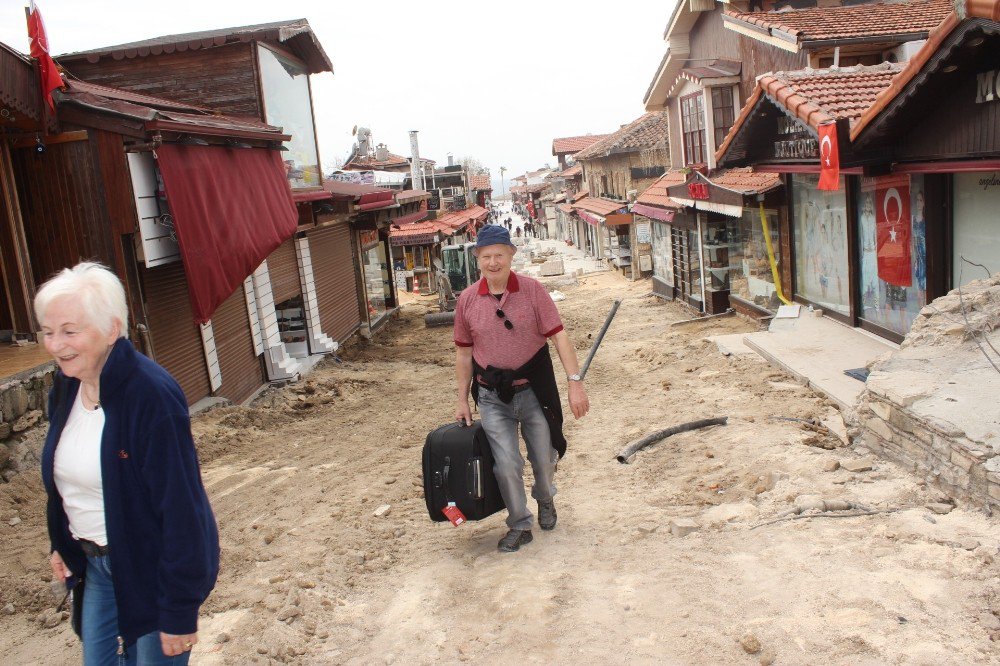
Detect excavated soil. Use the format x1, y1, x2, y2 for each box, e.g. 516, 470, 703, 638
1, 270, 998, 665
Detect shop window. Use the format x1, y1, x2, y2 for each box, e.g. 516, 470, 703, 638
791, 173, 850, 316
276, 296, 308, 357
711, 87, 736, 148
681, 92, 706, 166
651, 222, 674, 285
856, 174, 928, 336
953, 172, 1000, 289
362, 241, 390, 320
727, 209, 782, 311
257, 45, 320, 189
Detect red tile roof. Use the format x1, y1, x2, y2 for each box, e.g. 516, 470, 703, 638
572, 196, 627, 217
323, 181, 391, 198
469, 174, 492, 190
395, 189, 430, 204
635, 169, 687, 208
435, 205, 489, 231
572, 188, 589, 202
760, 63, 903, 130
725, 0, 952, 44
851, 0, 1000, 141
556, 203, 575, 214
558, 164, 583, 178
342, 152, 411, 169
552, 134, 610, 156
510, 182, 551, 195
707, 168, 782, 195
574, 112, 669, 161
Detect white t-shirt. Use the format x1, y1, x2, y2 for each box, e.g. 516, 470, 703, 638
53, 389, 107, 546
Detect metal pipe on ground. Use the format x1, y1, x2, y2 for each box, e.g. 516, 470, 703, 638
425, 311, 456, 327
669, 308, 734, 327
616, 416, 728, 464
580, 299, 622, 379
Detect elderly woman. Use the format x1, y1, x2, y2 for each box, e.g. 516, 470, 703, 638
38, 262, 219, 665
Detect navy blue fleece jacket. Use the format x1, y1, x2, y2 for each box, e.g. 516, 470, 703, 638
41, 338, 219, 645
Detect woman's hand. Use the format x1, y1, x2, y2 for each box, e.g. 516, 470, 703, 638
161, 632, 198, 657
50, 551, 72, 582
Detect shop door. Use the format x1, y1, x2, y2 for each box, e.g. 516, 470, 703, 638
268, 238, 301, 305
308, 224, 362, 343
671, 228, 702, 308
140, 261, 210, 405
212, 286, 263, 405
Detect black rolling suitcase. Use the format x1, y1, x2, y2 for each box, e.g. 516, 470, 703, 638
423, 421, 505, 523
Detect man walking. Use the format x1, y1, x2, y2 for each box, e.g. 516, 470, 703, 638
454, 225, 590, 552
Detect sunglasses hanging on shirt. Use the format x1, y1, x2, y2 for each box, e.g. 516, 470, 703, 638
495, 309, 513, 330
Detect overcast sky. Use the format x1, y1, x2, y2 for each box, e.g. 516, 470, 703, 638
1, 0, 672, 192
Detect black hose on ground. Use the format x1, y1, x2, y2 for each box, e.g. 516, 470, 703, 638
616, 416, 728, 464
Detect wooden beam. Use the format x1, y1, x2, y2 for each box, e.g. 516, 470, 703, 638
12, 129, 89, 149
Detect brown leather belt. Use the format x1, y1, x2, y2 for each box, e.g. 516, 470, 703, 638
78, 539, 109, 558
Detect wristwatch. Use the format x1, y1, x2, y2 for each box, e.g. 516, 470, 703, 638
567, 373, 582, 382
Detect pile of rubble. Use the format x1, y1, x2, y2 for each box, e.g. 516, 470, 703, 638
853, 276, 1000, 510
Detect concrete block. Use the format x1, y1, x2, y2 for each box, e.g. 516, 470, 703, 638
669, 518, 700, 537
869, 400, 892, 420
539, 258, 565, 277
841, 457, 875, 473
866, 417, 894, 442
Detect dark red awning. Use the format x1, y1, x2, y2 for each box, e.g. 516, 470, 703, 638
292, 189, 333, 203
632, 203, 675, 223
356, 191, 395, 210
155, 144, 297, 323
392, 210, 429, 226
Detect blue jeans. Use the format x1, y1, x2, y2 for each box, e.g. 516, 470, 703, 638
82, 555, 191, 666
478, 387, 558, 530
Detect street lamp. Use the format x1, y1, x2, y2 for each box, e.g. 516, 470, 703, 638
500, 166, 507, 199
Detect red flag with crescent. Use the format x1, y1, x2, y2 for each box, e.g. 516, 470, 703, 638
817, 122, 840, 191
26, 2, 64, 112
875, 174, 912, 287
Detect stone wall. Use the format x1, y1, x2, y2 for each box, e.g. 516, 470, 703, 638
0, 366, 55, 480
852, 276, 1000, 511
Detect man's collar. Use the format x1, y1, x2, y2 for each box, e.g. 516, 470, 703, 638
477, 271, 520, 295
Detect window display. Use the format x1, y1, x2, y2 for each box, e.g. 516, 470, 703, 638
650, 221, 673, 285
727, 209, 781, 311
275, 296, 308, 358
792, 173, 850, 315
362, 241, 390, 320
856, 174, 927, 335
953, 172, 1000, 288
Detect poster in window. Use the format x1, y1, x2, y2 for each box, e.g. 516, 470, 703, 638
875, 174, 912, 287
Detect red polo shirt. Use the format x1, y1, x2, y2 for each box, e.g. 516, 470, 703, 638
454, 271, 564, 371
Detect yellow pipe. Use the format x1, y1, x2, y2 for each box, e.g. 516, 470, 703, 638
759, 202, 791, 305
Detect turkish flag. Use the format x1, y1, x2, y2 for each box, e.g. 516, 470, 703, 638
875, 174, 912, 287
817, 122, 840, 191
26, 2, 64, 112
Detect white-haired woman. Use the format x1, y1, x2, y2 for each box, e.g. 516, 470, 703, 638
37, 262, 219, 665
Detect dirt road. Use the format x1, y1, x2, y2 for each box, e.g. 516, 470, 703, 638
1, 270, 998, 664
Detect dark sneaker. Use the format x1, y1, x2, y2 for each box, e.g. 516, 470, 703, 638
497, 529, 533, 552
538, 499, 557, 531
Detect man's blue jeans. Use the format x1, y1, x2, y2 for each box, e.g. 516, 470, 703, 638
478, 387, 558, 530
82, 555, 191, 666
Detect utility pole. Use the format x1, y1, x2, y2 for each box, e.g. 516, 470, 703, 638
500, 166, 507, 198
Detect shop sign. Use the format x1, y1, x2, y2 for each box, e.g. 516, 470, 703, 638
772, 115, 818, 159
360, 230, 379, 248
635, 221, 651, 244
975, 69, 1000, 104
688, 182, 709, 200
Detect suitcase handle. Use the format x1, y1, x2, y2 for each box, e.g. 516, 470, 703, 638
468, 458, 484, 500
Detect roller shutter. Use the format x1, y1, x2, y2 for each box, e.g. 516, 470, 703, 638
268, 238, 301, 305
140, 261, 210, 405
212, 286, 263, 405
308, 224, 362, 343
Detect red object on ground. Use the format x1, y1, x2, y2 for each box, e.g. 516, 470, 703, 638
26, 3, 64, 111
155, 144, 298, 323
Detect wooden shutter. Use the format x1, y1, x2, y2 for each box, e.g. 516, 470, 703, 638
212, 286, 264, 405
268, 238, 301, 305
140, 261, 210, 405
307, 224, 361, 343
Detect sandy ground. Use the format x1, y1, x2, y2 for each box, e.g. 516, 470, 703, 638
1, 263, 999, 665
